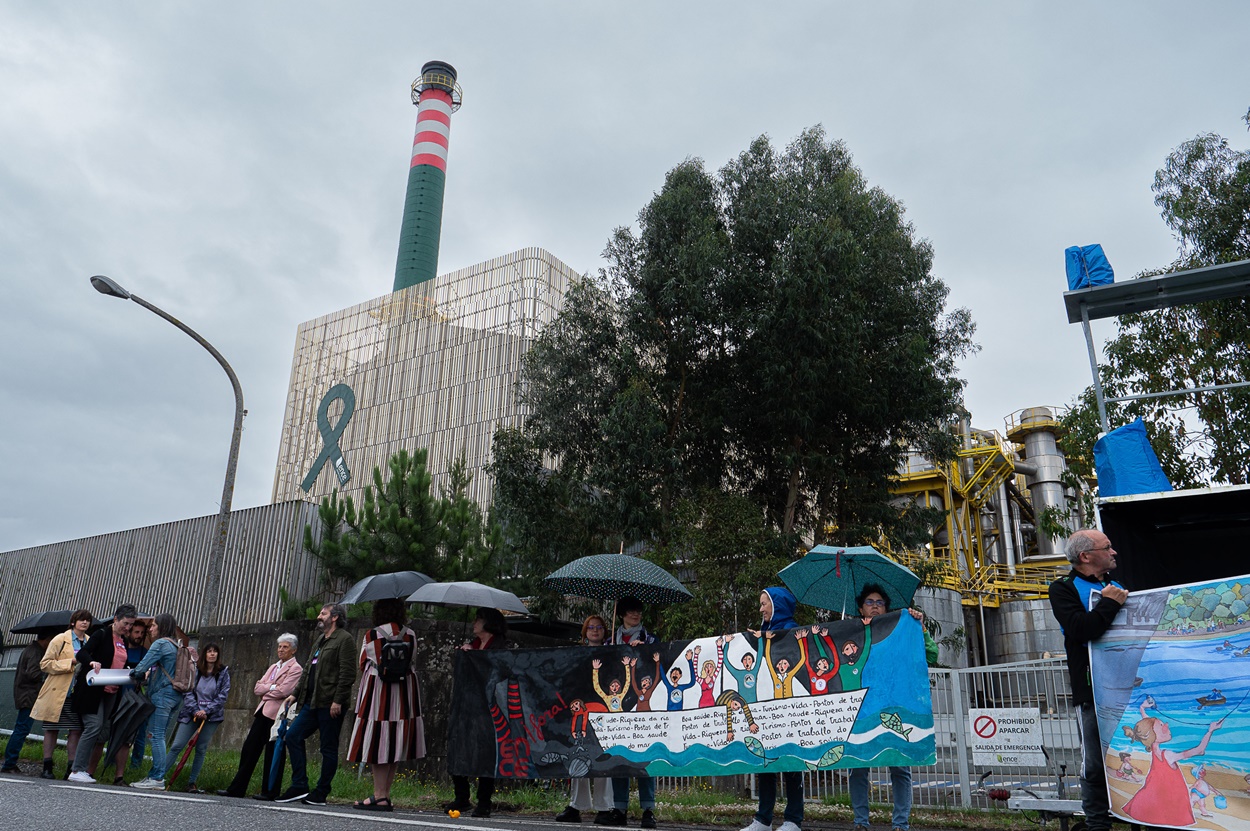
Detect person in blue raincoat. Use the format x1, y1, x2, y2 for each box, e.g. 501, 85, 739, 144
740, 586, 804, 831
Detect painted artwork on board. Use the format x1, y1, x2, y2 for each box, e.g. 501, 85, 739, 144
1090, 576, 1250, 829
447, 611, 934, 779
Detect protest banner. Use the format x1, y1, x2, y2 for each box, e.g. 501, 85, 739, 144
448, 610, 934, 778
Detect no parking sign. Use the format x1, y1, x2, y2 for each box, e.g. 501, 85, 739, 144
968, 708, 1046, 766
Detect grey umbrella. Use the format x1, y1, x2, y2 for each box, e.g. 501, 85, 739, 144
341, 571, 434, 605
407, 581, 529, 614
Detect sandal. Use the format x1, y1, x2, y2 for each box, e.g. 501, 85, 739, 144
353, 796, 393, 812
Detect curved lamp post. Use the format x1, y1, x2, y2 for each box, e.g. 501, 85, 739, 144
90, 275, 244, 632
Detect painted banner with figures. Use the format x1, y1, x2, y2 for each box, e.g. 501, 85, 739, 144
1090, 576, 1250, 830
447, 611, 934, 778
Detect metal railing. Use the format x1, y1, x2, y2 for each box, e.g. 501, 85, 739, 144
656, 658, 1078, 810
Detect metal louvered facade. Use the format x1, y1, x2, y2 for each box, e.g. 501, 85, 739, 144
272, 247, 578, 508
0, 501, 322, 635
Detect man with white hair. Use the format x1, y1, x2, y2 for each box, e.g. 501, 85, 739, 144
217, 633, 303, 799
1048, 528, 1128, 831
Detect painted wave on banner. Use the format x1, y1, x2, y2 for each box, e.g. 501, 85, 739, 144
1090, 576, 1250, 830
447, 611, 934, 778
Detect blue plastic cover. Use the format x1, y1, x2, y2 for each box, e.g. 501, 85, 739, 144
1094, 418, 1172, 497
1065, 244, 1116, 291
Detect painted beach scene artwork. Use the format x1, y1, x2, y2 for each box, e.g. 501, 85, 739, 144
1091, 577, 1250, 830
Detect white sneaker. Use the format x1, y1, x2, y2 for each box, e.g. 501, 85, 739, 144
67, 771, 96, 784
131, 778, 165, 790
741, 821, 772, 831
777, 822, 802, 831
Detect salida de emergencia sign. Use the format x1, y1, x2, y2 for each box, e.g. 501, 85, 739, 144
969, 708, 1046, 767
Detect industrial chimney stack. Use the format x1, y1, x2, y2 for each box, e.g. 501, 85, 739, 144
393, 60, 462, 292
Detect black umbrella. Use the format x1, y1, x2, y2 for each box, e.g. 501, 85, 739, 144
341, 571, 434, 605
110, 687, 156, 748
10, 609, 102, 635
543, 554, 692, 604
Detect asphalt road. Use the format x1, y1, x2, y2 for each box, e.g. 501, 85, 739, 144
0, 775, 578, 831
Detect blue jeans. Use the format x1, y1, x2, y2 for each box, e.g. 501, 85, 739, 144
130, 715, 149, 770
285, 706, 344, 796
849, 766, 912, 830
145, 689, 182, 780
757, 771, 804, 826
3, 708, 34, 768
612, 775, 655, 811
166, 720, 221, 785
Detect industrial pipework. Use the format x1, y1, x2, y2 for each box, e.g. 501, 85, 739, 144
393, 61, 463, 292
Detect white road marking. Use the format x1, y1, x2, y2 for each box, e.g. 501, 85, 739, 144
53, 783, 212, 802
265, 805, 519, 829
0, 776, 38, 785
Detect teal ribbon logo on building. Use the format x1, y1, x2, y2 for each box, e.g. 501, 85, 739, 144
301, 383, 356, 492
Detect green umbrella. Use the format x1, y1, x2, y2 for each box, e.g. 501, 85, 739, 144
543, 554, 692, 604
779, 544, 920, 615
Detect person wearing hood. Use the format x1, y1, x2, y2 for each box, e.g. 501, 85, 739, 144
741, 586, 803, 831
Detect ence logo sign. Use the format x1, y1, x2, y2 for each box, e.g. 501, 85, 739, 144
968, 708, 1046, 767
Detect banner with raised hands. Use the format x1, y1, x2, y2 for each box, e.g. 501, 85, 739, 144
1089, 576, 1250, 830
447, 611, 934, 778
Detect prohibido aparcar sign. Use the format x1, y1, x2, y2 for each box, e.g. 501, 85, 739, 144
968, 707, 1046, 767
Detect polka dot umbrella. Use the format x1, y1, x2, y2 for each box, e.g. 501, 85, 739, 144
543, 553, 693, 604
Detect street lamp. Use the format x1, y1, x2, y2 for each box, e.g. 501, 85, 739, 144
90, 275, 245, 632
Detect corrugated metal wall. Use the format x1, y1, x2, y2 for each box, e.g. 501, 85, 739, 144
0, 501, 323, 635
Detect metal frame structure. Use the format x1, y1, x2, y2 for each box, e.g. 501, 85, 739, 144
1063, 258, 1250, 433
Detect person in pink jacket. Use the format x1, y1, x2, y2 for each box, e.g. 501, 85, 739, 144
216, 634, 303, 799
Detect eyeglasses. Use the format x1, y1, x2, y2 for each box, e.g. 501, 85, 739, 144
862, 598, 887, 607
586, 625, 605, 630
1088, 544, 1115, 553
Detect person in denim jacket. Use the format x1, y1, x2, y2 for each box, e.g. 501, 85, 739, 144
165, 643, 231, 792
128, 613, 183, 790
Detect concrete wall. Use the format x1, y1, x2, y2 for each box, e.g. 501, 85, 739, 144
202, 617, 564, 781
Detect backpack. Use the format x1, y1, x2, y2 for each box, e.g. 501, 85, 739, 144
160, 639, 196, 693
378, 634, 413, 684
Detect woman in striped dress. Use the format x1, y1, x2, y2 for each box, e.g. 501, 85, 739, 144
347, 598, 424, 811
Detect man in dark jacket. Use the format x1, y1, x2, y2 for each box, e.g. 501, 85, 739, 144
2, 632, 51, 772
277, 603, 357, 805
1048, 529, 1127, 831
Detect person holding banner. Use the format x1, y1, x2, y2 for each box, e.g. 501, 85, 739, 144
847, 584, 932, 831
556, 615, 616, 824
446, 607, 508, 818
1048, 529, 1127, 831
68, 604, 138, 783
741, 586, 803, 831
607, 597, 657, 828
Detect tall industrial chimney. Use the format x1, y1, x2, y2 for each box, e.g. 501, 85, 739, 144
393, 61, 462, 292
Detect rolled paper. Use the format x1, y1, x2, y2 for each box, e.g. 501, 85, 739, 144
85, 669, 136, 687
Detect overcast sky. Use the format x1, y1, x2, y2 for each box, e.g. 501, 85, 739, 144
2, 3, 1247, 551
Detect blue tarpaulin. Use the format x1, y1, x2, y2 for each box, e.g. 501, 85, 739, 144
1094, 418, 1172, 497
1065, 244, 1115, 291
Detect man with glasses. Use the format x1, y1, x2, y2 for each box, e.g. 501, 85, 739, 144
1049, 529, 1128, 831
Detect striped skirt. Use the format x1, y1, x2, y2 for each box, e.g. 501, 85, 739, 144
346, 667, 425, 765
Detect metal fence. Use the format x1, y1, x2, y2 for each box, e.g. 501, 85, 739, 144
656, 657, 1078, 810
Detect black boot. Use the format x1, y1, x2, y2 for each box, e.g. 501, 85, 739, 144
41, 758, 56, 780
